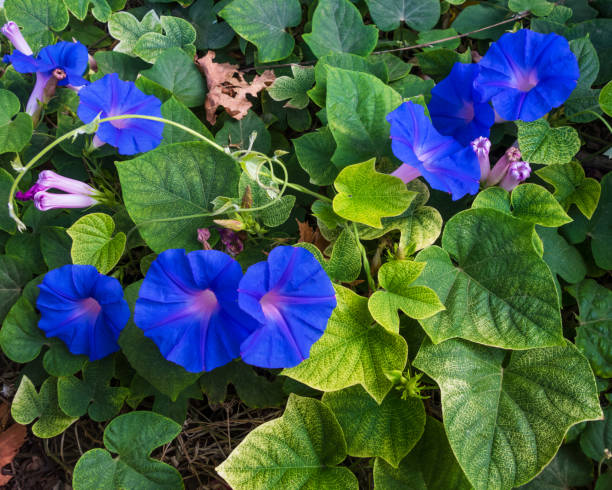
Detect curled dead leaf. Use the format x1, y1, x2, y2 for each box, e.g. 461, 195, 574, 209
0, 403, 27, 486
196, 51, 275, 125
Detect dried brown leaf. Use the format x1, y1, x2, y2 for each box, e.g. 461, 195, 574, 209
0, 422, 27, 485
196, 51, 275, 125
296, 219, 329, 253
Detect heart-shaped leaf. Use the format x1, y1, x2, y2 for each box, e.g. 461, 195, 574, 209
365, 0, 440, 32
0, 89, 33, 155
510, 183, 572, 227
216, 394, 358, 490
133, 16, 196, 64
108, 10, 162, 56
516, 118, 581, 165
268, 65, 315, 110
72, 411, 183, 490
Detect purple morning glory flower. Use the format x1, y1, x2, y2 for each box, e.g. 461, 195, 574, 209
34, 191, 99, 211
387, 101, 480, 200
37, 265, 130, 361
428, 63, 495, 146
77, 73, 163, 155
238, 246, 336, 369
474, 29, 579, 122
2, 40, 89, 116
500, 161, 532, 191
1, 22, 33, 56
134, 249, 259, 373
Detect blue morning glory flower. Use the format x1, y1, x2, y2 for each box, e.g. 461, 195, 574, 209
2, 40, 89, 116
77, 73, 163, 155
36, 265, 130, 361
428, 63, 495, 146
238, 246, 336, 369
134, 249, 259, 373
474, 29, 579, 122
387, 101, 480, 200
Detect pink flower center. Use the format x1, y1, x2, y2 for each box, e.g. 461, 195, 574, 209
515, 70, 539, 92
260, 290, 282, 318
110, 117, 130, 129
80, 297, 102, 317
190, 289, 218, 314
459, 101, 475, 123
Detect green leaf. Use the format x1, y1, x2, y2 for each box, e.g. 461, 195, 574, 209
369, 260, 444, 332
63, 0, 126, 22
67, 213, 126, 274
11, 376, 77, 438
415, 48, 471, 80
536, 160, 601, 219
5, 0, 69, 51
565, 87, 602, 123
567, 279, 612, 379
390, 74, 435, 99
510, 183, 572, 227
585, 172, 612, 269
40, 226, 72, 269
108, 10, 162, 56
160, 96, 213, 146
94, 51, 149, 81
133, 15, 196, 64
216, 394, 358, 490
518, 444, 593, 489
508, 0, 554, 16
293, 126, 339, 186
0, 255, 31, 323
516, 119, 581, 165
579, 405, 612, 461
303, 0, 378, 58
333, 159, 415, 228
570, 37, 600, 89
599, 80, 612, 116
283, 286, 408, 403
220, 0, 301, 62
414, 209, 563, 349
268, 66, 315, 110
58, 357, 129, 422
0, 292, 45, 363
72, 411, 183, 490
537, 226, 586, 299
416, 28, 461, 50
215, 111, 271, 154
0, 89, 33, 154
365, 0, 440, 32
414, 338, 603, 490
326, 68, 402, 169
596, 473, 612, 490
323, 385, 425, 467
187, 0, 234, 51
116, 141, 240, 253
308, 53, 388, 108
452, 4, 508, 40
119, 282, 200, 401
140, 48, 206, 108
372, 53, 412, 82
0, 170, 17, 234
373, 416, 471, 489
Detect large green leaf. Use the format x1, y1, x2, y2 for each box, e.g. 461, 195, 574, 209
518, 444, 593, 489
0, 255, 31, 323
373, 416, 471, 489
160, 96, 213, 146
516, 119, 581, 165
536, 160, 601, 219
452, 3, 508, 40
108, 10, 161, 56
116, 141, 240, 253
326, 67, 402, 169
510, 183, 572, 227
140, 48, 206, 108
293, 126, 339, 186
268, 65, 315, 110
414, 338, 603, 490
216, 394, 357, 490
303, 0, 378, 58
11, 376, 77, 438
187, 0, 234, 51
5, 0, 69, 51
63, 0, 126, 22
323, 385, 425, 467
508, 0, 554, 16
567, 279, 612, 379
369, 260, 444, 332
119, 282, 200, 401
220, 0, 301, 62
0, 89, 32, 155
283, 286, 408, 403
58, 357, 129, 422
67, 213, 126, 274
72, 411, 183, 490
333, 159, 415, 228
365, 0, 440, 32
414, 209, 563, 349
133, 15, 196, 64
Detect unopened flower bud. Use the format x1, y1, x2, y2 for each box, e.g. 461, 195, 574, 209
213, 219, 244, 231
197, 228, 213, 250
499, 161, 531, 191
34, 191, 98, 211
1, 22, 33, 56
471, 136, 491, 182
37, 170, 98, 196
486, 146, 521, 186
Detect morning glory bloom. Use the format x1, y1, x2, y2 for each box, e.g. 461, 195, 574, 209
474, 29, 579, 122
134, 249, 259, 373
238, 246, 336, 369
77, 73, 163, 155
37, 265, 130, 361
387, 101, 481, 200
16, 170, 102, 210
2, 39, 89, 117
428, 63, 494, 145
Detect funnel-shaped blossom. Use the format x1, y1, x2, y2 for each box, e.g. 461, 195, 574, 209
34, 191, 99, 211
134, 249, 259, 373
500, 161, 531, 191
238, 246, 336, 369
3, 40, 89, 116
1, 22, 33, 56
37, 265, 130, 361
387, 101, 480, 200
77, 73, 163, 155
429, 63, 495, 145
474, 29, 579, 122
471, 136, 491, 182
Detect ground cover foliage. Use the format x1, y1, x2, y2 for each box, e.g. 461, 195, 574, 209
0, 0, 611, 489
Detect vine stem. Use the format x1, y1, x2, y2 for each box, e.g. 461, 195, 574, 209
352, 221, 376, 292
